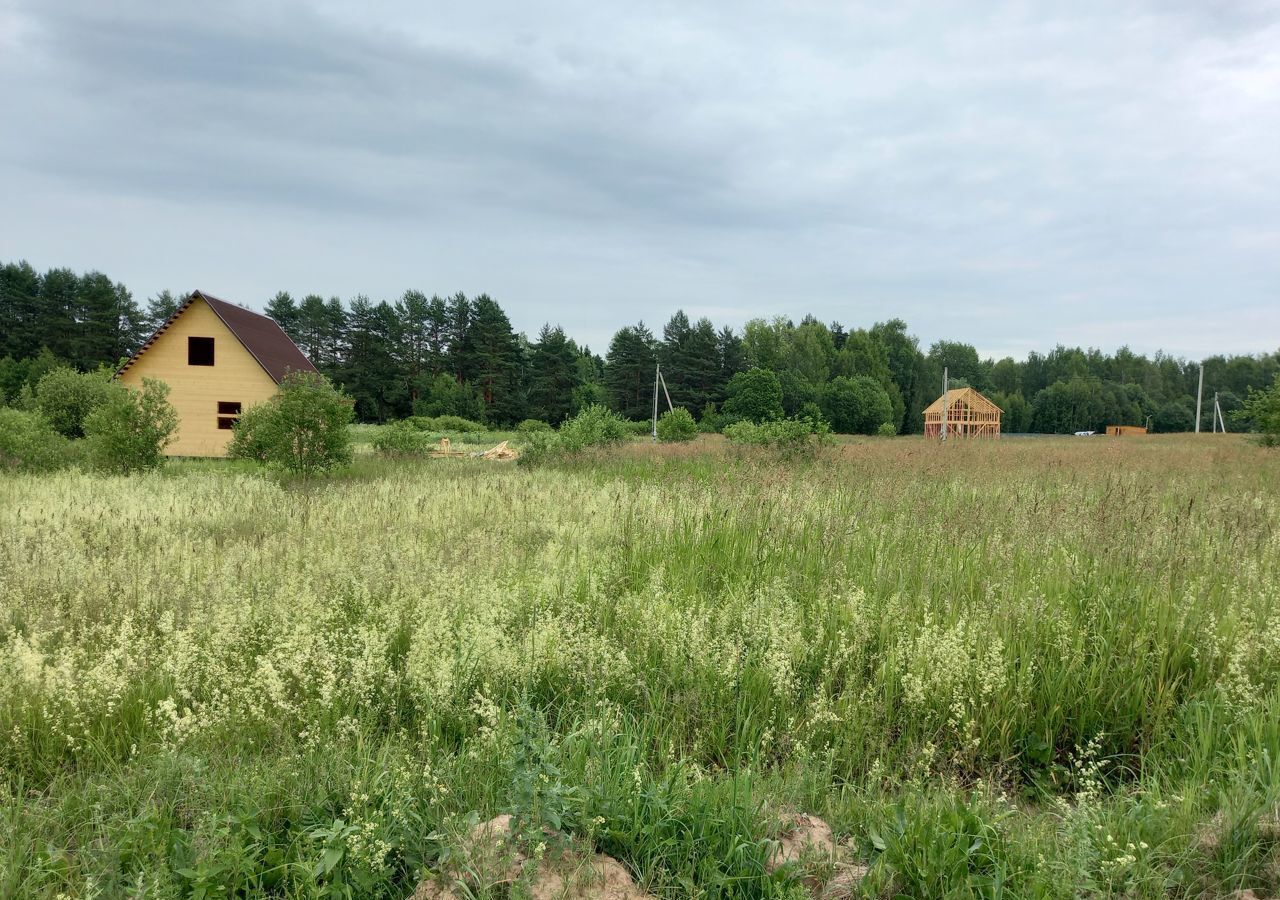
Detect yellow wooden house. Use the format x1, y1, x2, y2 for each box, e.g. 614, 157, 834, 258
116, 291, 317, 457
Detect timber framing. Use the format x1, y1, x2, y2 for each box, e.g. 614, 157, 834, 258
923, 387, 1002, 438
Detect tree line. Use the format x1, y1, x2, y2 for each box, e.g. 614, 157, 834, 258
3, 259, 1278, 433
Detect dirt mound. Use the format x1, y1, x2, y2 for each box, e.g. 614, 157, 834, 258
765, 813, 868, 898
527, 852, 653, 899
410, 815, 653, 900
412, 811, 868, 899
766, 812, 838, 870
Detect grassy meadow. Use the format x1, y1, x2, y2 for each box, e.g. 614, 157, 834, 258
1, 434, 1278, 898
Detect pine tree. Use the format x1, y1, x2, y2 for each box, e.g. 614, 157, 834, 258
71, 273, 117, 367
145, 290, 185, 333
0, 261, 43, 360
342, 297, 404, 421
462, 295, 524, 425
394, 290, 433, 406
604, 323, 656, 420
295, 295, 330, 364
265, 291, 299, 339
37, 268, 79, 364
445, 293, 472, 384
716, 326, 744, 391
657, 312, 724, 412
527, 324, 581, 424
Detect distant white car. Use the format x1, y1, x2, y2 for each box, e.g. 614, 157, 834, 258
1074, 431, 1096, 436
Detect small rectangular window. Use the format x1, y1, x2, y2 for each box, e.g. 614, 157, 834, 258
217, 400, 241, 431
188, 336, 215, 366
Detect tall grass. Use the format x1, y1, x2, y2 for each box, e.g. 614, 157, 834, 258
0, 435, 1277, 897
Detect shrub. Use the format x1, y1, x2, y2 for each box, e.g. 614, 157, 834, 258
82, 378, 178, 474
371, 420, 432, 457
798, 401, 826, 425
226, 403, 273, 463
1240, 374, 1280, 446
819, 376, 893, 435
34, 367, 114, 438
518, 405, 631, 467
877, 421, 898, 437
723, 415, 832, 455
723, 368, 784, 423
558, 404, 629, 451
516, 418, 553, 434
0, 407, 77, 472
656, 408, 698, 442
515, 429, 562, 468
407, 414, 486, 433
229, 372, 354, 476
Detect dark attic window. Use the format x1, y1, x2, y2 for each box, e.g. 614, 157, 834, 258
188, 336, 215, 366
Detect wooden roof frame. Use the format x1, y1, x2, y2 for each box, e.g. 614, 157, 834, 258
922, 387, 1002, 416
923, 387, 1003, 438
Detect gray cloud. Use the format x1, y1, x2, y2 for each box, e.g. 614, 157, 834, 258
1, 0, 1277, 358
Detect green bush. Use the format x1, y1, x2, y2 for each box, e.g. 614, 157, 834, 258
819, 375, 893, 435
407, 414, 486, 433
371, 420, 432, 457
1240, 374, 1280, 446
723, 368, 785, 423
226, 404, 273, 463
229, 373, 354, 476
83, 378, 178, 474
34, 367, 114, 438
518, 405, 631, 467
877, 421, 898, 437
516, 418, 553, 434
558, 404, 629, 451
723, 415, 832, 455
0, 407, 77, 472
656, 407, 698, 442
514, 429, 561, 468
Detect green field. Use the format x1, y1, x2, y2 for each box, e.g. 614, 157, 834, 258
2, 435, 1278, 898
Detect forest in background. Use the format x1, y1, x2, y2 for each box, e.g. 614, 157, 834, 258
2, 259, 1277, 434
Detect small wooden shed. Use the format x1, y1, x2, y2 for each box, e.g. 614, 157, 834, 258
1105, 425, 1147, 436
923, 387, 1002, 438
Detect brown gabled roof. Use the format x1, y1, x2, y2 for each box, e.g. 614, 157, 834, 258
116, 290, 318, 384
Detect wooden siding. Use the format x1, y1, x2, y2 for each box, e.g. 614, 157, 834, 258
118, 299, 279, 457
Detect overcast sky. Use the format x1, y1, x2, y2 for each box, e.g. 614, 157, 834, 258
1, 1, 1277, 359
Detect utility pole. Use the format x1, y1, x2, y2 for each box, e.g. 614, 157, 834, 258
652, 362, 660, 442
1195, 364, 1204, 434
940, 367, 949, 441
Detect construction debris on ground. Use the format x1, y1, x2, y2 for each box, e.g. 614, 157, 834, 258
427, 437, 520, 461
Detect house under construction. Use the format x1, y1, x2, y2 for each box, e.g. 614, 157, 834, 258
923, 387, 1002, 438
